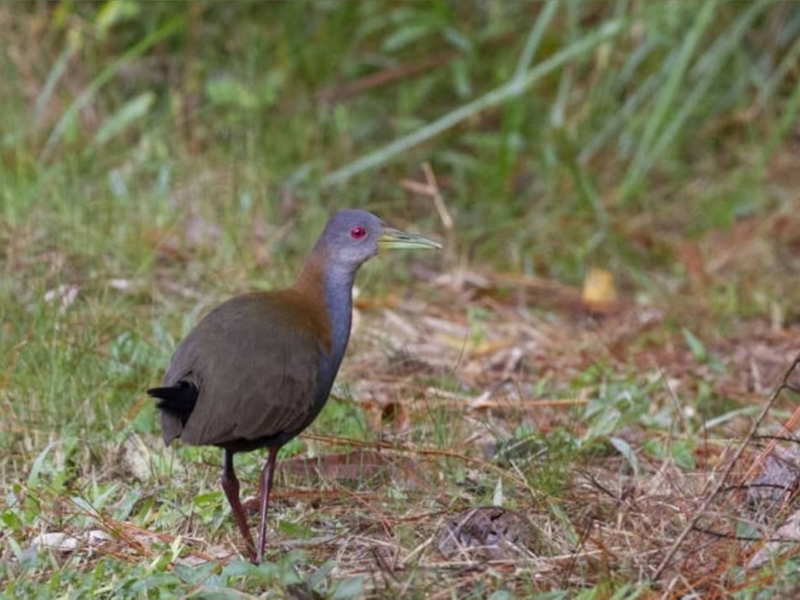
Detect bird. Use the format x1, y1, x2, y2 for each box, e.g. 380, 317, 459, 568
147, 209, 440, 563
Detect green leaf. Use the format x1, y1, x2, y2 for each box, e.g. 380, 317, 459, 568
492, 476, 504, 506
193, 588, 243, 600
91, 482, 121, 511
193, 491, 222, 507
174, 561, 214, 585
221, 558, 279, 585
1, 509, 23, 531
451, 59, 472, 98
682, 328, 707, 361
443, 26, 473, 53
27, 441, 58, 489
95, 0, 141, 38
205, 78, 259, 109
114, 489, 141, 521
277, 519, 315, 540
307, 560, 336, 590
94, 92, 155, 145
609, 436, 640, 476
382, 23, 437, 52
332, 575, 365, 600
584, 404, 621, 439
671, 439, 696, 470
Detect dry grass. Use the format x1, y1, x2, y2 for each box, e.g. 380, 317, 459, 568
6, 173, 800, 595
40, 223, 800, 596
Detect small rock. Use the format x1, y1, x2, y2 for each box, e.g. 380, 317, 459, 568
109, 278, 132, 291
747, 446, 800, 508
436, 506, 538, 560
86, 530, 113, 546
120, 433, 152, 482
43, 284, 80, 310
30, 532, 79, 553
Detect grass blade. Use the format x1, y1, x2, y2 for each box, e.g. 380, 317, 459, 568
616, 3, 716, 204
40, 16, 183, 161
513, 1, 558, 79
322, 18, 624, 186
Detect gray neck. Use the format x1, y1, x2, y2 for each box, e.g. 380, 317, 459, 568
322, 263, 357, 368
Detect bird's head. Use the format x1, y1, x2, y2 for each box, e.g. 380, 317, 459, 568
318, 209, 441, 271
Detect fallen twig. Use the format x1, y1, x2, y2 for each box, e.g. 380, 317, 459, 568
652, 352, 800, 580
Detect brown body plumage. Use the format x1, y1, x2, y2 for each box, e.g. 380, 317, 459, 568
159, 264, 331, 449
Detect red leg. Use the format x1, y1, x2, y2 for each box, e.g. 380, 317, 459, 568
241, 472, 265, 515
256, 446, 279, 564
220, 449, 257, 562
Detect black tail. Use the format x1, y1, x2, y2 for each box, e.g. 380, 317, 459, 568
147, 381, 198, 426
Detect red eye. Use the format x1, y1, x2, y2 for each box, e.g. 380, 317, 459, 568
350, 226, 367, 240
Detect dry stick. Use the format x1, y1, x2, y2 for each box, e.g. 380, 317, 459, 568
401, 162, 457, 270
652, 353, 800, 580
301, 432, 529, 488
316, 26, 542, 106
745, 380, 800, 482
426, 571, 487, 600
421, 162, 453, 232
65, 495, 223, 564
322, 19, 623, 186
316, 52, 458, 104
459, 397, 588, 410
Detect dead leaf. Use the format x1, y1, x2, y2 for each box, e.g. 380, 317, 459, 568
676, 240, 709, 288
29, 529, 112, 554
119, 433, 152, 482
30, 532, 79, 553
582, 267, 617, 309
747, 445, 800, 508
43, 284, 79, 310
748, 508, 800, 569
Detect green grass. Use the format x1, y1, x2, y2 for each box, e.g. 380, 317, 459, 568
3, 1, 800, 598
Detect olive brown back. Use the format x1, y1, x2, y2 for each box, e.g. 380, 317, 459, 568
159, 291, 324, 448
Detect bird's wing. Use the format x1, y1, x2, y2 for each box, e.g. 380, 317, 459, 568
162, 293, 323, 447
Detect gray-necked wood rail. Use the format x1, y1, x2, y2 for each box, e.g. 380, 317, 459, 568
148, 209, 440, 563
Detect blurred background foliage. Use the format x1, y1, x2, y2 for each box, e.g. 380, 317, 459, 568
2, 1, 799, 284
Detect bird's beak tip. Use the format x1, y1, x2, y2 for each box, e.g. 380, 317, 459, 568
378, 227, 443, 250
